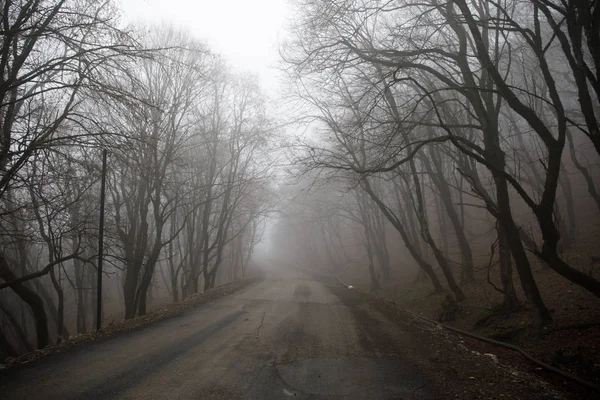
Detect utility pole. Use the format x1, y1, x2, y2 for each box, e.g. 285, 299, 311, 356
96, 149, 108, 331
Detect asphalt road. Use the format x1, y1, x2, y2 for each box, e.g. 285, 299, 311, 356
0, 270, 433, 399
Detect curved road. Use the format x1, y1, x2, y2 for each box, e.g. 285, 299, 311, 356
0, 270, 433, 399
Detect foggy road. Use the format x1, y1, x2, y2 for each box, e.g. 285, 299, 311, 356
0, 271, 433, 400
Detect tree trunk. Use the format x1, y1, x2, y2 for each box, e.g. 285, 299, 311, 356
204, 268, 217, 291
49, 268, 66, 342
0, 301, 33, 352
366, 245, 380, 294
494, 173, 552, 325
136, 255, 159, 316
171, 269, 180, 303
455, 99, 552, 324
137, 280, 151, 316
0, 328, 18, 357
566, 128, 600, 213
32, 282, 66, 340
167, 223, 181, 303
319, 220, 338, 271
371, 208, 391, 279
408, 159, 465, 301
123, 266, 138, 320
180, 272, 187, 300
558, 163, 577, 249
357, 194, 381, 293
362, 178, 444, 292
488, 117, 551, 324
210, 269, 217, 289
497, 223, 519, 310
0, 256, 49, 348
435, 193, 449, 257
74, 257, 87, 334
421, 151, 475, 283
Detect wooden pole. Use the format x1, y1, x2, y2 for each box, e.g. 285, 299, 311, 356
96, 149, 108, 331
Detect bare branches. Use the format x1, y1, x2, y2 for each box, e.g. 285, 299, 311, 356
0, 253, 91, 290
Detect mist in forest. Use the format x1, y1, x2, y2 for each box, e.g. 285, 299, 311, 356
1, 0, 599, 364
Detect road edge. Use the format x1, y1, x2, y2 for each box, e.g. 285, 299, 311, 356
0, 278, 258, 375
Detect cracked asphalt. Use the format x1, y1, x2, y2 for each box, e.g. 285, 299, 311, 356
0, 270, 434, 399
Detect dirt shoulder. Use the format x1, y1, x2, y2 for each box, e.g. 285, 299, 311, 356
388, 269, 600, 393
0, 278, 256, 374
328, 285, 598, 400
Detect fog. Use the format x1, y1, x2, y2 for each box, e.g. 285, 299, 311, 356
1, 0, 599, 370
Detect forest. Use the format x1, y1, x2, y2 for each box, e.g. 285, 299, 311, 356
0, 0, 276, 354
1, 0, 599, 377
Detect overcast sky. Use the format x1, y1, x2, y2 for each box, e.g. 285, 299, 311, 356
118, 0, 290, 95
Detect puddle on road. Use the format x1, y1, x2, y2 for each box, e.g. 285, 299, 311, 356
276, 357, 433, 399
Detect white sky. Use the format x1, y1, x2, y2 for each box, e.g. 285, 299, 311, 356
118, 0, 290, 95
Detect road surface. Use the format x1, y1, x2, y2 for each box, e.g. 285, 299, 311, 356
1, 270, 434, 399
